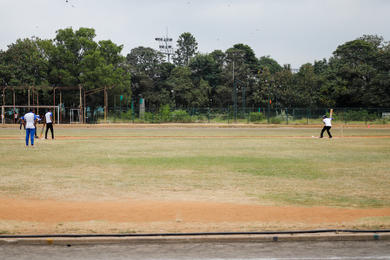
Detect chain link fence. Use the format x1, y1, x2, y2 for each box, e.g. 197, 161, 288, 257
83, 106, 390, 125
2, 105, 389, 125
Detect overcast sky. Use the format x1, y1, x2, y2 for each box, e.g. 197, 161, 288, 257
0, 0, 389, 68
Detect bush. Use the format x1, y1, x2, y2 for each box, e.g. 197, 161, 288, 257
249, 112, 265, 122
143, 112, 155, 122
159, 104, 171, 122
171, 110, 192, 122
270, 116, 282, 124
341, 110, 378, 122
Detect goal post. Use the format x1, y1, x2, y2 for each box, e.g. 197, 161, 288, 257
1, 105, 60, 125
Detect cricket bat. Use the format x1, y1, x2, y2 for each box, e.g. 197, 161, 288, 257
39, 123, 45, 138
329, 109, 333, 118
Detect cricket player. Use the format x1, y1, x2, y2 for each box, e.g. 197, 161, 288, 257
34, 114, 42, 138
23, 109, 38, 146
320, 115, 332, 138
45, 109, 54, 139
18, 115, 25, 130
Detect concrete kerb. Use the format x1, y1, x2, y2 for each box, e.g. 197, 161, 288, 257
1, 233, 389, 246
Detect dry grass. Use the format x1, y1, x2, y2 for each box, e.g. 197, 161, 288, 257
1, 127, 390, 208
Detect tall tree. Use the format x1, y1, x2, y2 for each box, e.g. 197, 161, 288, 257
331, 38, 379, 107
0, 37, 49, 86
259, 56, 282, 74
48, 27, 98, 87
126, 46, 164, 78
174, 32, 198, 66
166, 66, 196, 108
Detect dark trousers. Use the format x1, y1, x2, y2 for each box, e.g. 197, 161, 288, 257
45, 123, 54, 139
320, 126, 332, 138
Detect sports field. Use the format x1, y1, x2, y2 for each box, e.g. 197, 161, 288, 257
0, 125, 390, 234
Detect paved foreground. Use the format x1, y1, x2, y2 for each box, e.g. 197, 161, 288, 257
1, 240, 389, 260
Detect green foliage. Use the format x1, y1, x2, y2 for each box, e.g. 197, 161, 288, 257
259, 56, 282, 74
340, 110, 378, 122
174, 32, 198, 66
158, 104, 171, 122
171, 109, 192, 123
270, 116, 282, 124
248, 112, 265, 122
1, 29, 390, 111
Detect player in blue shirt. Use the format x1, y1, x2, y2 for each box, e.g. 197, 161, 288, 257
34, 114, 42, 139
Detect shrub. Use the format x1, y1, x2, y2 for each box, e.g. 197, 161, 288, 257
171, 110, 192, 122
341, 110, 378, 122
143, 112, 155, 122
270, 116, 282, 124
159, 104, 171, 122
249, 112, 265, 122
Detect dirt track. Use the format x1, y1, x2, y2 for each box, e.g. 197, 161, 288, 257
1, 135, 390, 140
1, 198, 389, 234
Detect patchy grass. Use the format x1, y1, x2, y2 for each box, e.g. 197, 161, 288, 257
0, 127, 389, 207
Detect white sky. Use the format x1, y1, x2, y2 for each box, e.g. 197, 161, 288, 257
0, 0, 389, 68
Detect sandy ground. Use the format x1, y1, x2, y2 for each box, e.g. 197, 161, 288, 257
0, 198, 389, 234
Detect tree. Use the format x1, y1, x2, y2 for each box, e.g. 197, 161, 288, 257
126, 46, 164, 78
189, 53, 220, 86
166, 66, 196, 108
210, 50, 225, 70
125, 46, 170, 109
0, 37, 49, 86
48, 27, 97, 87
259, 56, 282, 74
331, 38, 379, 107
174, 32, 198, 66
295, 63, 320, 107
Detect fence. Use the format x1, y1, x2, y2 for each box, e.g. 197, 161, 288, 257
2, 105, 389, 125
87, 107, 390, 125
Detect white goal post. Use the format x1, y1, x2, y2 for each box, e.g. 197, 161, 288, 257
1, 105, 60, 125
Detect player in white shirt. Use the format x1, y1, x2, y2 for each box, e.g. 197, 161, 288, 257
23, 109, 38, 146
45, 109, 54, 139
320, 115, 332, 138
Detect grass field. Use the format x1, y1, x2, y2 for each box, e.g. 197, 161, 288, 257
1, 126, 390, 209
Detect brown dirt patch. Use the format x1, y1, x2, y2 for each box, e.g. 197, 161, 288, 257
1, 135, 390, 140
0, 198, 389, 234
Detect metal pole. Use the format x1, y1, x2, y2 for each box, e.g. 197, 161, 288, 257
28, 87, 31, 108
37, 90, 39, 115
286, 108, 289, 125
53, 87, 56, 123
234, 80, 237, 122
131, 99, 134, 123
84, 89, 86, 123
13, 89, 15, 124
232, 60, 237, 122
104, 87, 107, 123
79, 86, 83, 123
59, 91, 62, 123
267, 81, 270, 124
2, 87, 5, 106
242, 83, 246, 117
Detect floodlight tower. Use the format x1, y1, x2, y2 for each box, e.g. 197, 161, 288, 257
155, 30, 174, 63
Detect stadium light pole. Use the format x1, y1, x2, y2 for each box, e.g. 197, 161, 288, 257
155, 29, 174, 63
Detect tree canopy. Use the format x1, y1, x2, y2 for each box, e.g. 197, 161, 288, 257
1, 28, 389, 110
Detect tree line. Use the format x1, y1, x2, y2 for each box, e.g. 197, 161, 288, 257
1, 28, 389, 111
